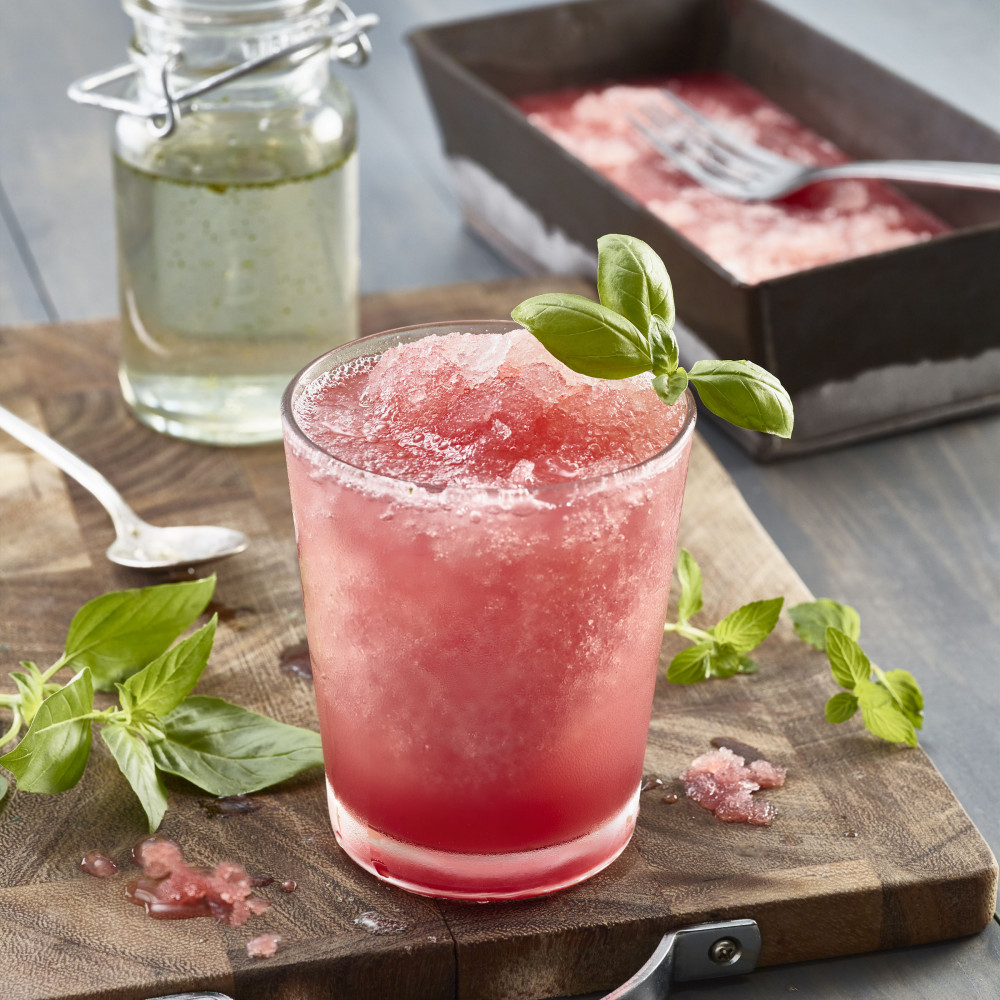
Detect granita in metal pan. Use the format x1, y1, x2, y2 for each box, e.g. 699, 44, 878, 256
517, 72, 948, 284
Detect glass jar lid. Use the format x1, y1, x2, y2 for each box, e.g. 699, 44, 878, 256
70, 0, 375, 138
125, 0, 331, 23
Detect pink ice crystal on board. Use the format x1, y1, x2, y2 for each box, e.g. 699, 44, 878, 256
681, 746, 786, 825
246, 932, 282, 958
126, 835, 272, 925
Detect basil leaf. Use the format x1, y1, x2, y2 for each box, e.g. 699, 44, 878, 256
149, 695, 323, 796
855, 680, 918, 746
789, 600, 861, 651
825, 628, 872, 690
667, 643, 714, 684
713, 598, 784, 655
511, 294, 651, 379
61, 576, 216, 690
649, 316, 679, 376
597, 234, 675, 336
0, 775, 7, 803
825, 691, 859, 723
10, 661, 45, 726
687, 360, 794, 438
652, 369, 688, 406
121, 617, 217, 718
101, 725, 168, 832
0, 668, 94, 793
879, 669, 924, 730
709, 642, 745, 679
676, 548, 703, 624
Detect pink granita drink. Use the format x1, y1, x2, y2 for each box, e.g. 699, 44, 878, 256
282, 321, 696, 900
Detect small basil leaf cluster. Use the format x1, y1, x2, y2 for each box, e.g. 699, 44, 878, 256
0, 577, 322, 825
664, 549, 784, 683
511, 234, 794, 438
789, 600, 924, 746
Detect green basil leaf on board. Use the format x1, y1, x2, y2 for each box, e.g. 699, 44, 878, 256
675, 548, 703, 624
792, 606, 925, 747
0, 668, 94, 793
0, 775, 7, 803
712, 598, 785, 655
149, 695, 324, 797
789, 599, 861, 651
59, 576, 216, 690
101, 724, 169, 832
121, 617, 217, 719
880, 669, 924, 730
709, 642, 751, 679
666, 643, 715, 685
825, 628, 872, 690
10, 662, 46, 727
665, 550, 780, 684
855, 680, 918, 747
0, 577, 328, 830
825, 691, 860, 724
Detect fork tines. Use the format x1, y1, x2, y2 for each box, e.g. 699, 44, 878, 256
628, 89, 786, 199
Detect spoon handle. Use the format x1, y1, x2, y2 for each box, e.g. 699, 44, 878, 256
0, 403, 140, 535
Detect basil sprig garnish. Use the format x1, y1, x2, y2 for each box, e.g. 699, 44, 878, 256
0, 578, 322, 827
512, 234, 794, 437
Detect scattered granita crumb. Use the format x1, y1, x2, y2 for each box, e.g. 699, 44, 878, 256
748, 758, 786, 789
246, 932, 282, 958
681, 746, 786, 826
80, 851, 118, 877
126, 834, 271, 925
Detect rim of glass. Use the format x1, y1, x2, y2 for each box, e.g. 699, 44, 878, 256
281, 320, 697, 500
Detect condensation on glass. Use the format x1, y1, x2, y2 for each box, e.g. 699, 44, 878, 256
71, 1, 375, 444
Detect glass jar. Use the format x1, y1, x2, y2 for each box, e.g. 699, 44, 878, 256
78, 1, 373, 445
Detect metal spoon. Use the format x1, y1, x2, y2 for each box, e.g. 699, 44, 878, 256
0, 403, 250, 570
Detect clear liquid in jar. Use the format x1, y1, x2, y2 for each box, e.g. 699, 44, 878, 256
115, 129, 358, 446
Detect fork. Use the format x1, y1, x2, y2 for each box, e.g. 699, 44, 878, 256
629, 89, 1000, 202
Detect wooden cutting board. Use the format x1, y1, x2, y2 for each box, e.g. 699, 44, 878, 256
0, 278, 995, 1000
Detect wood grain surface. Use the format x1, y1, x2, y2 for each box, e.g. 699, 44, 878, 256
0, 279, 996, 1000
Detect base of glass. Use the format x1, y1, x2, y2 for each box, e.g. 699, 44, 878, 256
327, 780, 639, 901
120, 369, 285, 446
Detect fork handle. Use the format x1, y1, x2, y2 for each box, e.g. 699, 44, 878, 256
809, 160, 1000, 191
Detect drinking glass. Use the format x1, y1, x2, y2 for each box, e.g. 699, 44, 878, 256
282, 321, 696, 899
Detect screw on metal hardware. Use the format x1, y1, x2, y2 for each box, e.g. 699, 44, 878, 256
602, 918, 760, 999
709, 936, 741, 965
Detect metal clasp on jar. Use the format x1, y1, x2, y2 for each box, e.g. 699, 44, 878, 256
67, 1, 376, 139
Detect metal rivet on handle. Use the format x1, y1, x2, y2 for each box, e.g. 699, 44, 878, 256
709, 937, 741, 965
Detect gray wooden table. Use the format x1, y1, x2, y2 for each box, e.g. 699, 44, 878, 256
1, 0, 997, 997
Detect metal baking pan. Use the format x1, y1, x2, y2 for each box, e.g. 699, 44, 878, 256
409, 0, 1000, 458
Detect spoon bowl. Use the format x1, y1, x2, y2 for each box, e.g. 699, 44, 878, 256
0, 403, 251, 571
106, 521, 250, 570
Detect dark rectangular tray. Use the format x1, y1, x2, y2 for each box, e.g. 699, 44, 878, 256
410, 0, 1000, 458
